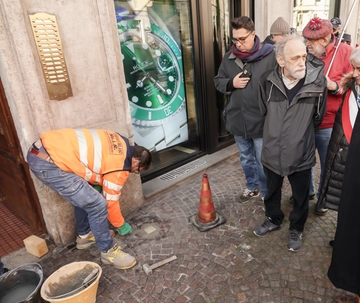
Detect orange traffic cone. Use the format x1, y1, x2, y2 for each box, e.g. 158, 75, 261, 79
189, 173, 226, 232
198, 174, 216, 223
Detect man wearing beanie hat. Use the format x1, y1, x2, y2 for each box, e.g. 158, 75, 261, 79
214, 16, 277, 203
263, 16, 290, 45
301, 17, 352, 217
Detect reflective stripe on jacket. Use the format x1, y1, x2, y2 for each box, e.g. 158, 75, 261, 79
41, 128, 134, 227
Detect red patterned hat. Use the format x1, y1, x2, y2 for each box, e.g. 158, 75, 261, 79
302, 17, 333, 40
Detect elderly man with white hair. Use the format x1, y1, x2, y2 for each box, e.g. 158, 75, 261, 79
253, 35, 327, 252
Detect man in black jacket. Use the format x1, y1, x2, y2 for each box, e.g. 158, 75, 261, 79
253, 35, 327, 252
214, 16, 276, 203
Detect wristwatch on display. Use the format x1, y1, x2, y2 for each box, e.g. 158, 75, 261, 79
116, 0, 188, 152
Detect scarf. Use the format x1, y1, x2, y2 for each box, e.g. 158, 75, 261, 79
231, 35, 274, 62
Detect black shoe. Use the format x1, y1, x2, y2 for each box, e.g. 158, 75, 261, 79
253, 218, 281, 237
289, 194, 315, 204
315, 207, 328, 216
329, 240, 334, 247
0, 268, 8, 276
288, 229, 302, 252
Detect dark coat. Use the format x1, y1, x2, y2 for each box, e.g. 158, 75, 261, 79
214, 47, 277, 138
316, 76, 356, 211
262, 35, 275, 45
327, 84, 360, 295
259, 54, 327, 176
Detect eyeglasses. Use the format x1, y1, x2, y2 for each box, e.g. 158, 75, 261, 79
232, 31, 253, 44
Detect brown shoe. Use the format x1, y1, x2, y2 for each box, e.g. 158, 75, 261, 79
334, 295, 360, 303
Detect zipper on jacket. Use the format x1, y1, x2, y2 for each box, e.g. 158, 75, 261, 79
266, 84, 274, 103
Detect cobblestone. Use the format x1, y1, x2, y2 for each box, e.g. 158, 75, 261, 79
37, 153, 354, 302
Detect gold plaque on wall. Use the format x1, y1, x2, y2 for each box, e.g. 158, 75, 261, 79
29, 13, 73, 101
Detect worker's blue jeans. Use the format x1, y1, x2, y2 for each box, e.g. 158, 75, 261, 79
26, 151, 113, 252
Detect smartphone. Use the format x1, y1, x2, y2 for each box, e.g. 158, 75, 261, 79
239, 70, 251, 78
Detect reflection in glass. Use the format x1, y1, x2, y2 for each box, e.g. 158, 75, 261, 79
293, 0, 336, 32
212, 0, 230, 141
114, 0, 199, 180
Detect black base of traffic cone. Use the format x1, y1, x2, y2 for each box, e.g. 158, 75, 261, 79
189, 211, 226, 232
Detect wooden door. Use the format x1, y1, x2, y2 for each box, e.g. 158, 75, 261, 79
0, 78, 45, 233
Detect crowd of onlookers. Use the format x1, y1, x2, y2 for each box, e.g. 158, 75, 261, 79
1, 12, 359, 303
215, 15, 360, 303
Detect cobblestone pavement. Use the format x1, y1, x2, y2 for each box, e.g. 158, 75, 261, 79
38, 154, 352, 303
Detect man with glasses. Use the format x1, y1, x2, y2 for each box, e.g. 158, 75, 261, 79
214, 16, 276, 203
27, 128, 151, 270
302, 17, 352, 216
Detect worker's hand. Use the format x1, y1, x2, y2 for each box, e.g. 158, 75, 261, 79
233, 72, 250, 89
117, 222, 132, 236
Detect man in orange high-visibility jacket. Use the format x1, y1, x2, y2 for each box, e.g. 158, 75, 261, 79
27, 128, 151, 270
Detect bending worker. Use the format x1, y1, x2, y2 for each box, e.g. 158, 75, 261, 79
27, 128, 152, 270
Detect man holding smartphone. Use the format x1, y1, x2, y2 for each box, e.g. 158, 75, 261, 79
214, 16, 277, 202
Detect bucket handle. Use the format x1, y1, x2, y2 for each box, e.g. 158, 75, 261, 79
45, 268, 99, 300
82, 268, 99, 286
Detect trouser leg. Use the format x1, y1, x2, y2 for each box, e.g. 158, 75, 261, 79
27, 151, 113, 252
253, 138, 267, 197
263, 166, 284, 226
288, 168, 311, 232
234, 135, 258, 191
74, 207, 91, 235
315, 128, 332, 198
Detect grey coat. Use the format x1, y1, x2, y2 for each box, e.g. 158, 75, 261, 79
259, 54, 328, 176
214, 50, 277, 138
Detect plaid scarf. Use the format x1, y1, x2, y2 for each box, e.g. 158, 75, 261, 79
231, 35, 274, 62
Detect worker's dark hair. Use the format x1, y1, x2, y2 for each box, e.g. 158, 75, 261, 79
231, 16, 255, 31
133, 145, 152, 170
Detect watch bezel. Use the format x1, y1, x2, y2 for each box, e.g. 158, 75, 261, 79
118, 20, 186, 127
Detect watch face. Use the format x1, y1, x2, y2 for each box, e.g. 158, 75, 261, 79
118, 20, 186, 126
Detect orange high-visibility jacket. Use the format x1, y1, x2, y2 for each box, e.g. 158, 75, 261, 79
41, 128, 134, 228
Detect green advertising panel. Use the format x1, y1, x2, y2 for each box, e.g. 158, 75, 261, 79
115, 0, 188, 152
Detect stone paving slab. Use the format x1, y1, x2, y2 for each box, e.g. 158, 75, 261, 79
36, 154, 353, 303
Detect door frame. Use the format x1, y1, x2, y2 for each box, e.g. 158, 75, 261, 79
0, 78, 46, 233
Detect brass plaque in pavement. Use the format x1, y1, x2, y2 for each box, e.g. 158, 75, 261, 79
29, 13, 73, 101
